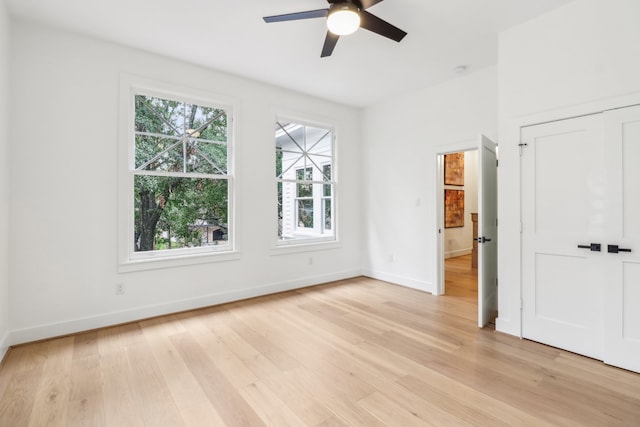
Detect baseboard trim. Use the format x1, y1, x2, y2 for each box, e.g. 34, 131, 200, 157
444, 248, 472, 259
362, 269, 433, 294
0, 331, 9, 364
7, 269, 361, 347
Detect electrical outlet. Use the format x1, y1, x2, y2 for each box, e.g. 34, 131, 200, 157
309, 256, 314, 265
115, 282, 125, 295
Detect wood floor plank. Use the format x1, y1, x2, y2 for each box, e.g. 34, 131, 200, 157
207, 321, 338, 425
357, 391, 433, 427
65, 354, 105, 427
99, 351, 145, 427
26, 337, 74, 427
1, 255, 639, 426
170, 332, 266, 427
280, 367, 387, 427
139, 317, 228, 427
125, 341, 185, 426
0, 367, 44, 425
239, 380, 307, 427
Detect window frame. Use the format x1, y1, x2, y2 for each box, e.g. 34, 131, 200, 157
118, 75, 239, 272
274, 116, 337, 248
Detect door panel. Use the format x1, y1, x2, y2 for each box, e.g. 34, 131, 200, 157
534, 253, 592, 327
478, 135, 498, 327
534, 131, 592, 235
523, 105, 640, 373
603, 105, 640, 372
521, 114, 605, 360
622, 263, 640, 341
622, 119, 640, 236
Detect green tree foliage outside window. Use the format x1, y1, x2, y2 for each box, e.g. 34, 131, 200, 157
133, 95, 230, 253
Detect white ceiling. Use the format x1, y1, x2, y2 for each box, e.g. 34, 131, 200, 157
5, 0, 573, 107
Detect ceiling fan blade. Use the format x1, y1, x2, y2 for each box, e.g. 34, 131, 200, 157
359, 10, 407, 42
360, 0, 384, 9
263, 9, 328, 23
321, 31, 340, 57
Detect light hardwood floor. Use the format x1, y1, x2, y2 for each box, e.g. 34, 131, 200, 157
1, 256, 639, 426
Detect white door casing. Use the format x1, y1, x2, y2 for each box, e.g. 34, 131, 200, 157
478, 135, 498, 327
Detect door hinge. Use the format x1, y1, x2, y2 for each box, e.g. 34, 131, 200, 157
518, 142, 528, 156
496, 159, 499, 167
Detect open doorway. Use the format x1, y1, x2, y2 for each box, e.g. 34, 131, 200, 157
435, 135, 498, 328
443, 150, 479, 309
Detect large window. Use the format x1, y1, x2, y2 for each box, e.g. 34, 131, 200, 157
125, 90, 233, 263
276, 120, 335, 244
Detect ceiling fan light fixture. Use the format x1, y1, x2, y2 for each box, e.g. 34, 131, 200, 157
327, 3, 360, 36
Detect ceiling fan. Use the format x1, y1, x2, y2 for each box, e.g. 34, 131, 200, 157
263, 0, 407, 58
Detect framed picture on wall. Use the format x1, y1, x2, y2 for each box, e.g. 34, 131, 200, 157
444, 153, 464, 186
445, 189, 465, 228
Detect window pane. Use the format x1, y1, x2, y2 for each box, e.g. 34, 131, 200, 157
185, 104, 228, 142
323, 199, 332, 230
279, 183, 333, 240
306, 128, 331, 155
135, 95, 228, 174
135, 95, 182, 136
323, 164, 332, 197
277, 181, 283, 237
134, 175, 228, 252
135, 135, 183, 171
297, 200, 313, 228
296, 168, 313, 197
275, 149, 283, 179
187, 141, 227, 174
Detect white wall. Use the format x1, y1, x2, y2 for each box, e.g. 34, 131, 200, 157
362, 66, 497, 292
444, 150, 478, 258
497, 0, 640, 335
7, 21, 362, 344
0, 0, 10, 360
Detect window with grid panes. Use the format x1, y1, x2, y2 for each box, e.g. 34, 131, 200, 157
128, 92, 233, 260
275, 120, 335, 244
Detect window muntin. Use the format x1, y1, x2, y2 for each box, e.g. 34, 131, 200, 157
276, 120, 335, 244
130, 93, 232, 259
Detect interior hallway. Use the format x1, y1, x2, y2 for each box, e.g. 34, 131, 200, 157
444, 254, 479, 324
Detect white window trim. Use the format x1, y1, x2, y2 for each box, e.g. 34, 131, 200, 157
274, 114, 338, 251
118, 74, 239, 272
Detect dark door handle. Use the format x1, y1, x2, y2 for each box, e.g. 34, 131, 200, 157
474, 236, 492, 244
578, 243, 601, 252
608, 245, 632, 254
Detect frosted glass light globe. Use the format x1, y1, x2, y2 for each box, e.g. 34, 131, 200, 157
327, 5, 360, 36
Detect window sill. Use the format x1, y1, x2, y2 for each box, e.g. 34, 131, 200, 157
118, 250, 241, 273
271, 239, 341, 256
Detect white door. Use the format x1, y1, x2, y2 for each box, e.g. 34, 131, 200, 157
603, 106, 640, 372
478, 135, 498, 327
521, 114, 606, 360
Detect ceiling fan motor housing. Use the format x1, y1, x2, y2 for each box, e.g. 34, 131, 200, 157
328, 0, 363, 6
